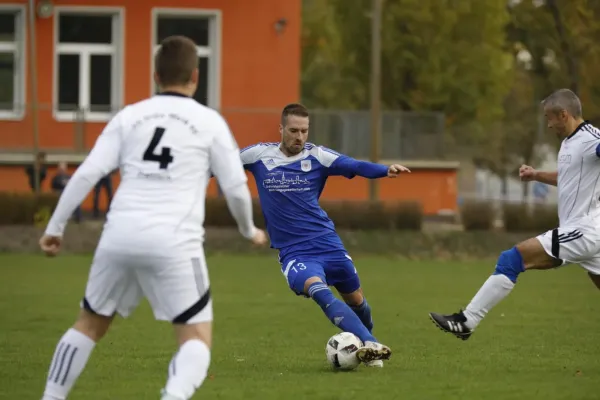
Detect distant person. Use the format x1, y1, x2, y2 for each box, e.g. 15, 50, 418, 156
51, 162, 82, 223
93, 172, 113, 218
25, 151, 47, 192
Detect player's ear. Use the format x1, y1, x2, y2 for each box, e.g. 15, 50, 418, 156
153, 72, 161, 89
190, 68, 199, 87
279, 124, 284, 136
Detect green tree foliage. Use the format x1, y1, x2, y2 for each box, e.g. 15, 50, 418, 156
508, 0, 600, 122
302, 0, 600, 187
302, 0, 514, 132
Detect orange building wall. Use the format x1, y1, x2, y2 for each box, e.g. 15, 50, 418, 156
0, 0, 300, 150
0, 165, 457, 215
0, 0, 459, 214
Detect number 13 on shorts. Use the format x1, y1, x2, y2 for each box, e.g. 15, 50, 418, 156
281, 259, 307, 279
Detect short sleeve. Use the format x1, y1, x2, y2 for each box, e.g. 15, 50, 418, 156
240, 143, 270, 167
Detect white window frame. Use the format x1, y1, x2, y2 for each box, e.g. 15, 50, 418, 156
53, 6, 125, 122
151, 8, 222, 110
0, 4, 26, 121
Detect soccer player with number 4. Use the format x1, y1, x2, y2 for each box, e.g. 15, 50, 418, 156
239, 103, 410, 367
37, 35, 267, 400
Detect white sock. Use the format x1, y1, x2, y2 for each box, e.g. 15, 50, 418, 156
162, 340, 211, 400
463, 274, 515, 330
42, 328, 96, 400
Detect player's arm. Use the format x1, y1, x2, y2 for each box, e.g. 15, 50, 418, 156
534, 171, 558, 186
45, 115, 122, 237
209, 116, 259, 240
520, 164, 557, 186
318, 147, 409, 179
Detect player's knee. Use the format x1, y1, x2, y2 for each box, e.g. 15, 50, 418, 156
73, 308, 113, 342
174, 321, 212, 348
516, 236, 563, 270
302, 276, 324, 294
340, 288, 364, 307
493, 247, 525, 283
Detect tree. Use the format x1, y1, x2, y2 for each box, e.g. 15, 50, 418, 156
302, 0, 514, 135
507, 0, 600, 122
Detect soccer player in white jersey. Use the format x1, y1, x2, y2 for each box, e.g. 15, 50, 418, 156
240, 104, 411, 366
430, 88, 600, 340
37, 35, 266, 400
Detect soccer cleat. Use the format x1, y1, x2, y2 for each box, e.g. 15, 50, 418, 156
429, 311, 473, 341
365, 360, 384, 368
355, 341, 391, 364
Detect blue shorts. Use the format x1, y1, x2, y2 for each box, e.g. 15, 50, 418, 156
279, 252, 361, 296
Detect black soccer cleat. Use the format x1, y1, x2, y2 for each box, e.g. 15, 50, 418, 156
429, 311, 473, 341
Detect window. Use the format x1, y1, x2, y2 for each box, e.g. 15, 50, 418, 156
0, 7, 25, 119
54, 8, 123, 121
152, 9, 221, 109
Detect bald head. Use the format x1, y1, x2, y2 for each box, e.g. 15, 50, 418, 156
541, 88, 582, 118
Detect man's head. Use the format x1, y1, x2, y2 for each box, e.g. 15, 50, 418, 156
541, 88, 584, 139
58, 161, 68, 173
279, 103, 309, 156
36, 152, 46, 164
154, 35, 199, 96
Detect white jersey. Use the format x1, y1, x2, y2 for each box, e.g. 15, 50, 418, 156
557, 121, 600, 226
45, 93, 252, 252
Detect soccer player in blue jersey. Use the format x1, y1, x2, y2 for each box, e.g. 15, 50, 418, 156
240, 103, 410, 367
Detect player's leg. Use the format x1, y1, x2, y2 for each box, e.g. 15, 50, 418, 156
163, 313, 212, 400
137, 253, 213, 400
330, 257, 374, 332
430, 227, 592, 340
328, 258, 389, 365
338, 288, 387, 366
282, 259, 374, 341
340, 288, 374, 333
41, 251, 135, 400
282, 258, 390, 362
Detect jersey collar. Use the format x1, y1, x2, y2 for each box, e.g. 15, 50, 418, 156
277, 145, 308, 161
157, 91, 190, 98
566, 120, 589, 140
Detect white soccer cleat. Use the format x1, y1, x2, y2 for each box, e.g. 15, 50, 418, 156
355, 341, 391, 364
365, 360, 384, 368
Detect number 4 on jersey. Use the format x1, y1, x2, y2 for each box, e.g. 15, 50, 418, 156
143, 127, 174, 169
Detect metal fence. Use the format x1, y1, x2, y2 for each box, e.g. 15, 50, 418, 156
310, 110, 446, 160
0, 103, 446, 161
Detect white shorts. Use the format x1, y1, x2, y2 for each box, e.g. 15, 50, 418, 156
536, 219, 600, 275
82, 247, 212, 324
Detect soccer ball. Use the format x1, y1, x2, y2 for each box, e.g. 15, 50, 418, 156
325, 332, 363, 371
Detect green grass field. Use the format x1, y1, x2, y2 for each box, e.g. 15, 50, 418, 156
1, 253, 599, 400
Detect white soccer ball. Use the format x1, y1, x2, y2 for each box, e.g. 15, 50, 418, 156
325, 332, 363, 371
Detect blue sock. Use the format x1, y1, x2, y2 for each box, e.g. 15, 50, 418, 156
493, 246, 525, 283
308, 282, 376, 343
350, 299, 374, 333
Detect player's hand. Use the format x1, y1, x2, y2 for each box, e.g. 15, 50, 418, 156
519, 164, 537, 182
388, 164, 411, 178
39, 234, 62, 257
250, 228, 268, 246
